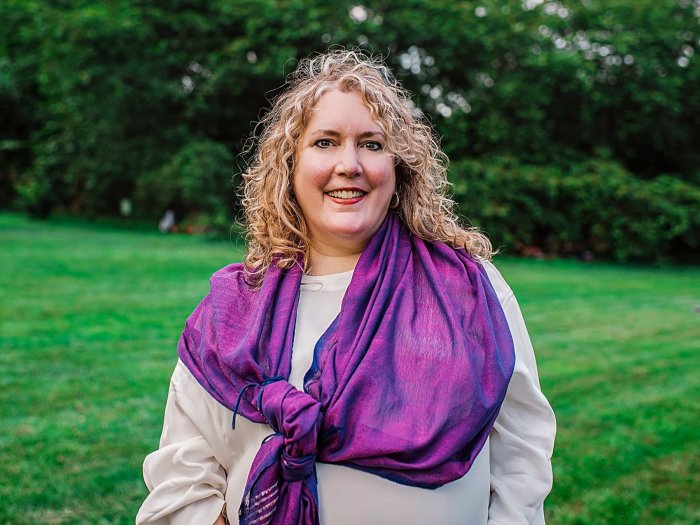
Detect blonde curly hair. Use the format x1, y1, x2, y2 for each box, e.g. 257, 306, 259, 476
241, 49, 492, 279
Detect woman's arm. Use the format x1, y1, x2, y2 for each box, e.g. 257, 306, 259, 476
136, 362, 229, 525
484, 264, 556, 525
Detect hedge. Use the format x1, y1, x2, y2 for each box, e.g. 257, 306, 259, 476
449, 157, 700, 263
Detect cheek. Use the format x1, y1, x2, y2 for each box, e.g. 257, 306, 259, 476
370, 161, 396, 193
295, 152, 330, 194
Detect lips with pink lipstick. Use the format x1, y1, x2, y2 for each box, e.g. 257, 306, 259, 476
325, 187, 367, 205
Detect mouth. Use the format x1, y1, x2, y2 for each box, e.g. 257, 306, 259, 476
325, 189, 367, 200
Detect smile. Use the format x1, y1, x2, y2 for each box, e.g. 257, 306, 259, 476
326, 190, 366, 199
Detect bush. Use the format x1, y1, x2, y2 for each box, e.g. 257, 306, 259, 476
12, 173, 53, 219
449, 157, 700, 262
134, 139, 237, 230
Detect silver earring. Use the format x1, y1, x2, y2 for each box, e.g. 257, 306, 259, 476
390, 192, 400, 209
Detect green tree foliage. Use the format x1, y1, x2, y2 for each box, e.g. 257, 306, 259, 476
1, 0, 698, 259
135, 139, 235, 229
0, 0, 43, 209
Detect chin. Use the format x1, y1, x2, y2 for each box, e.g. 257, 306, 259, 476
332, 217, 380, 235
331, 226, 373, 239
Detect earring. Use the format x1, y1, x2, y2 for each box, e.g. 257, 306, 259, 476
390, 192, 400, 209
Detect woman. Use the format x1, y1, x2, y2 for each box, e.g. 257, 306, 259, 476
137, 50, 555, 525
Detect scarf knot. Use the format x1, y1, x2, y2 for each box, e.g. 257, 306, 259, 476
239, 381, 322, 524
257, 380, 321, 480
257, 381, 321, 451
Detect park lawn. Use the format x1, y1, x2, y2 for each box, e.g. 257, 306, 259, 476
1, 213, 698, 525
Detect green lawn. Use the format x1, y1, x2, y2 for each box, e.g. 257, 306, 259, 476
1, 213, 699, 525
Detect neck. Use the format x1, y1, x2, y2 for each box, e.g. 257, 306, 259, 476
306, 242, 363, 276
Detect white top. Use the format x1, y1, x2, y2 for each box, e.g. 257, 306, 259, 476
136, 262, 556, 525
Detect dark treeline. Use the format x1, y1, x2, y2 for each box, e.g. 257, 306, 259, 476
1, 0, 698, 261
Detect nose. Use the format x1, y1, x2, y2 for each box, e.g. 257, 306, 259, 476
334, 143, 362, 177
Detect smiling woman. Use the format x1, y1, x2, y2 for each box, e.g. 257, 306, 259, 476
136, 49, 555, 525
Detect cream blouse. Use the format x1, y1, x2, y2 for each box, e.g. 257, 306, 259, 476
136, 262, 556, 525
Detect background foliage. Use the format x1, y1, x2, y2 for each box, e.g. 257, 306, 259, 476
1, 0, 699, 260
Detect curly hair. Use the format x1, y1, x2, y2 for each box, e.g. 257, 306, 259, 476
241, 49, 492, 280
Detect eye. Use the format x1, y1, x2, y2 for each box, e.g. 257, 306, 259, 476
314, 139, 334, 148
363, 141, 383, 152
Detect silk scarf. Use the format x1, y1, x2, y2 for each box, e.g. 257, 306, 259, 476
178, 212, 515, 525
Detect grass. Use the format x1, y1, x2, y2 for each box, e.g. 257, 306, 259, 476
1, 212, 699, 524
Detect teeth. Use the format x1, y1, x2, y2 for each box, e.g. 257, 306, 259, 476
327, 190, 365, 199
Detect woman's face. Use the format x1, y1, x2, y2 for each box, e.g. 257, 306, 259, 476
294, 89, 396, 255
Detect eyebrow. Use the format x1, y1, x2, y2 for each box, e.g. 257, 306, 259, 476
309, 129, 386, 139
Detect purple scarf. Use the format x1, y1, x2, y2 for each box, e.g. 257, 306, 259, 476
178, 213, 515, 525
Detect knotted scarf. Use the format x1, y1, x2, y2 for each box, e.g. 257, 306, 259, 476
178, 213, 515, 525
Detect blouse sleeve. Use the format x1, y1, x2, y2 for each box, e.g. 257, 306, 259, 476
136, 361, 229, 525
484, 264, 557, 525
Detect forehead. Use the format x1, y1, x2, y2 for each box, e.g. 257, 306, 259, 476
303, 89, 383, 133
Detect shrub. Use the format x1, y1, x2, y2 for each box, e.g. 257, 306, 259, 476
134, 139, 237, 230
12, 173, 53, 219
449, 157, 700, 262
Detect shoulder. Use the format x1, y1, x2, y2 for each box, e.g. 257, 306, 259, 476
479, 260, 515, 308
420, 237, 515, 309
201, 262, 257, 315
180, 263, 250, 355
209, 262, 249, 289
